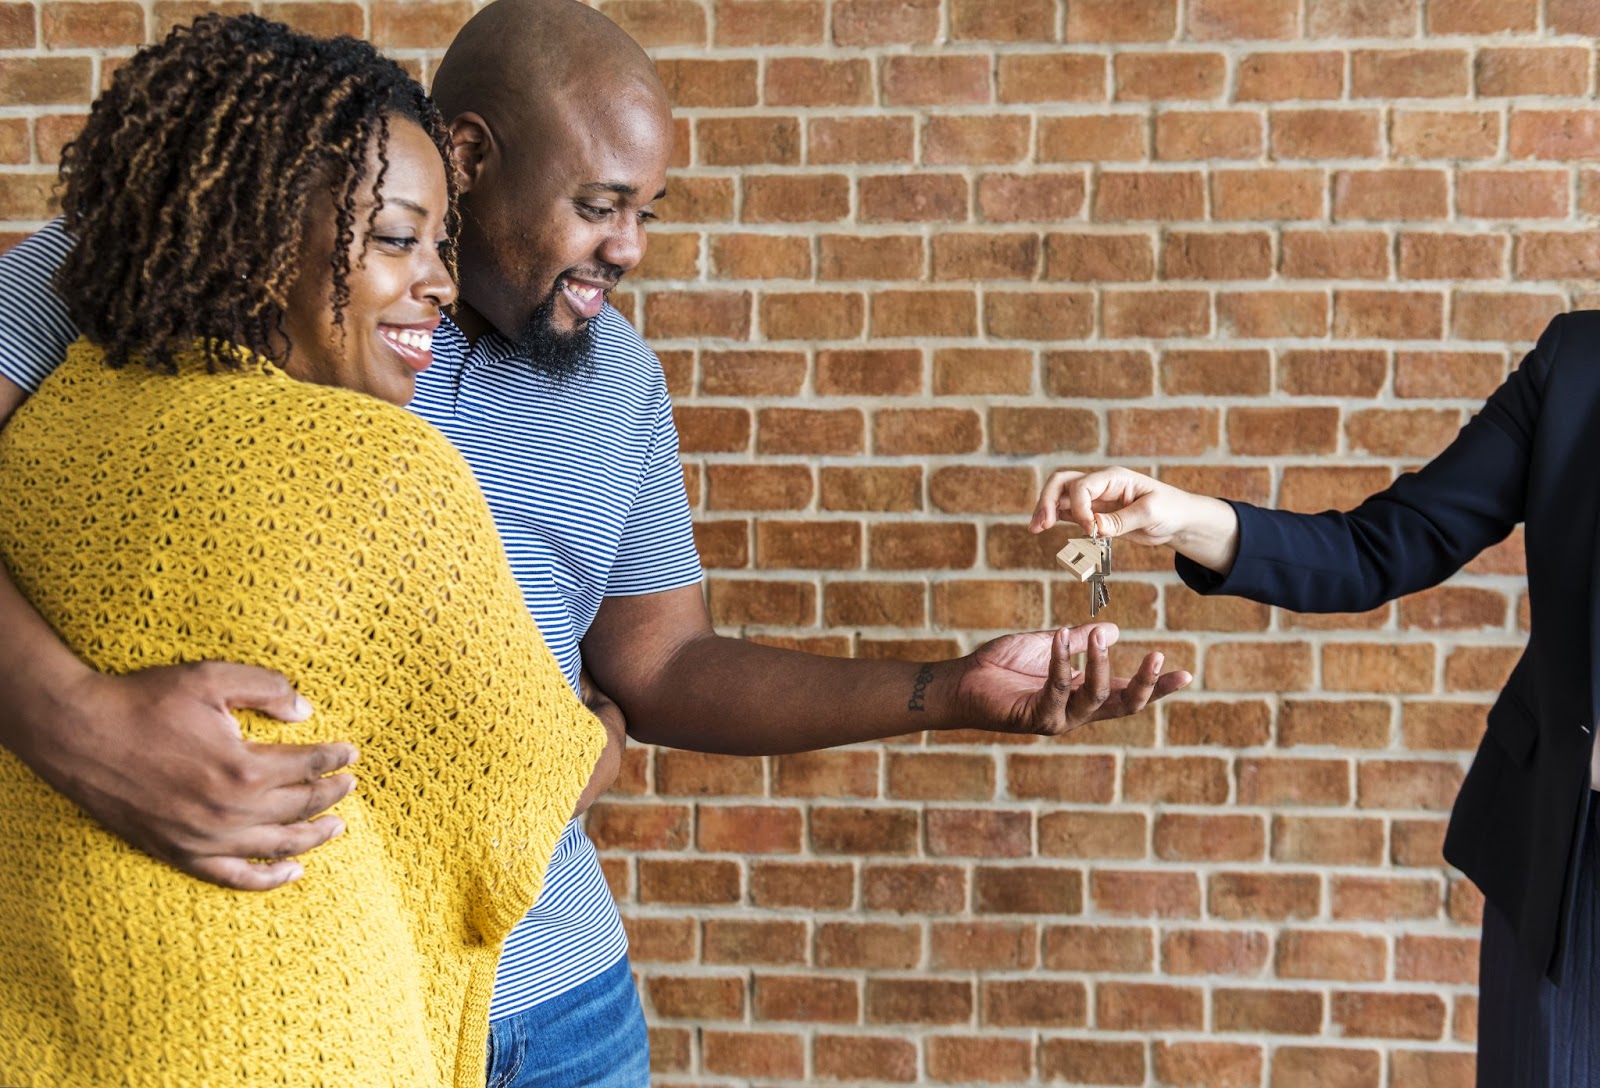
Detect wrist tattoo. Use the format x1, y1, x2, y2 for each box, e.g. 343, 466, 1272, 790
907, 663, 934, 712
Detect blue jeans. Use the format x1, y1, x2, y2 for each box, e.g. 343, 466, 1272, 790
485, 955, 650, 1088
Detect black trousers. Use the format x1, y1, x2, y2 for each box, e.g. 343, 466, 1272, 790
1478, 794, 1600, 1087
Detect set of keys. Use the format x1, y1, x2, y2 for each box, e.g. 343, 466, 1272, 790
1054, 520, 1113, 618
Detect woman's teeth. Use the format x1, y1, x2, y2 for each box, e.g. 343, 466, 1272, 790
382, 328, 433, 351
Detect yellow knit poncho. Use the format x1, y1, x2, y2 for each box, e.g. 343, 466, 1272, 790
0, 341, 606, 1088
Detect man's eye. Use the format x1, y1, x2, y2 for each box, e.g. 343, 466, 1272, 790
638, 210, 658, 223
579, 203, 613, 219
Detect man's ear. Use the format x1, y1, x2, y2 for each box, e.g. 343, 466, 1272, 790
448, 112, 493, 195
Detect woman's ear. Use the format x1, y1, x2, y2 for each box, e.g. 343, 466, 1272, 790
448, 112, 493, 194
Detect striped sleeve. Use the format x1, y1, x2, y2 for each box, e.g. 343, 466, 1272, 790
605, 358, 703, 598
0, 220, 78, 394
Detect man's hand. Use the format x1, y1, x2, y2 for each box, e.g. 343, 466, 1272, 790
17, 661, 357, 891
948, 622, 1191, 737
573, 670, 627, 817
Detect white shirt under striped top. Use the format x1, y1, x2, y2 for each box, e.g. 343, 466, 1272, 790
0, 220, 704, 1021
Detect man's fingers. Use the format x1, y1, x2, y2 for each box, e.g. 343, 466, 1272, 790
199, 661, 314, 721
245, 740, 360, 786
1065, 625, 1115, 723
185, 855, 306, 892
1115, 651, 1164, 717
1039, 628, 1078, 720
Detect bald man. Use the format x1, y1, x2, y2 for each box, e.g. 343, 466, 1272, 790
0, 2, 1188, 1084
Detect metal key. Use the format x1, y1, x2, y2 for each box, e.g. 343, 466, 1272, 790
1088, 524, 1112, 618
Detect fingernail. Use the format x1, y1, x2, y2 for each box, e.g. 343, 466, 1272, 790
1092, 629, 1104, 649
1152, 653, 1165, 671
330, 818, 346, 839
284, 863, 304, 883
291, 695, 313, 720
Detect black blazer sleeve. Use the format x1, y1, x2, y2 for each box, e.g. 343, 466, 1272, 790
1175, 315, 1560, 612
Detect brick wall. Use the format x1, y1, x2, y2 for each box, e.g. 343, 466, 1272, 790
5, 0, 1594, 1084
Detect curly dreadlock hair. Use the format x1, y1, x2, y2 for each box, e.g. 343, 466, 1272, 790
54, 13, 459, 372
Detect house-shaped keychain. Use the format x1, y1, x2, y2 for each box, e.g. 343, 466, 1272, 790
1055, 538, 1102, 581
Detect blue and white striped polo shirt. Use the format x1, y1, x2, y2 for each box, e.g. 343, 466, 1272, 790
0, 221, 704, 1021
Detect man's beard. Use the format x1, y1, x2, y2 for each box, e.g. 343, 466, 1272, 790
512, 286, 597, 385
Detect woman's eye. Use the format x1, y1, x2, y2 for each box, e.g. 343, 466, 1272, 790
375, 235, 418, 250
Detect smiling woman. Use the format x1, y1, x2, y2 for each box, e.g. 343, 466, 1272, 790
0, 14, 603, 1088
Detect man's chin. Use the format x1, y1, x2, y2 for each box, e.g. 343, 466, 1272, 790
514, 316, 597, 386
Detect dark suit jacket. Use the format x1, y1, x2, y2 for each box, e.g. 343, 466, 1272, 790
1178, 311, 1600, 980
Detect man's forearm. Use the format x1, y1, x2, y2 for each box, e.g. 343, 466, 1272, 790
618, 633, 953, 755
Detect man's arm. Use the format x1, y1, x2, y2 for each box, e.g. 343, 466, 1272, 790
0, 369, 356, 891
582, 583, 1188, 755
572, 669, 626, 815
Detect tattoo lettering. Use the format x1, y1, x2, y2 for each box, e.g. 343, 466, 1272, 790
908, 662, 934, 712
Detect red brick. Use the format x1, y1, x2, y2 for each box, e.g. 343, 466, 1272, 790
1040, 115, 1148, 162
863, 862, 967, 913
998, 53, 1107, 103
1213, 169, 1326, 220
882, 54, 989, 106
1039, 1040, 1145, 1084
870, 523, 977, 569
924, 115, 1030, 165
1239, 757, 1352, 806
41, 1, 142, 46
930, 466, 1037, 514
1272, 108, 1381, 159
1333, 169, 1448, 221
932, 231, 1041, 280
1098, 982, 1205, 1031
765, 57, 869, 106
1346, 408, 1463, 457
1332, 991, 1447, 1041
1391, 1050, 1476, 1086
1187, 0, 1296, 38
1428, 0, 1536, 32
660, 176, 734, 222
1066, 0, 1176, 40
699, 351, 802, 398
887, 751, 996, 801
743, 174, 850, 223
1124, 755, 1229, 804
1357, 759, 1464, 811
709, 235, 806, 281
772, 751, 879, 799
1459, 169, 1569, 219
587, 802, 691, 851
951, 0, 1053, 40
1332, 875, 1443, 921
1052, 349, 1155, 397
818, 234, 924, 281
759, 291, 862, 341
809, 116, 915, 164
638, 858, 742, 904
0, 58, 92, 107
1398, 587, 1506, 633
1155, 812, 1265, 863
1333, 290, 1444, 340
1391, 109, 1501, 160
1397, 934, 1478, 984
370, 0, 470, 47
699, 805, 803, 854
1155, 111, 1263, 160
1165, 700, 1272, 747
702, 1029, 804, 1079
647, 291, 751, 341
979, 172, 1088, 222
648, 974, 745, 1020
937, 348, 1033, 395
751, 975, 857, 1023
1452, 290, 1564, 343
1206, 641, 1315, 692
1215, 988, 1324, 1034
598, 0, 705, 45
1279, 349, 1387, 396
1399, 232, 1508, 280
1279, 699, 1392, 748
1103, 290, 1210, 339
1044, 233, 1154, 281
1209, 872, 1321, 920
1281, 230, 1390, 280
1115, 52, 1227, 101
1237, 50, 1344, 101
657, 58, 758, 108
1162, 230, 1270, 279
1510, 110, 1600, 160
750, 861, 854, 909
815, 1034, 918, 1082
0, 174, 56, 221
625, 917, 695, 964
1352, 48, 1470, 98
1156, 350, 1267, 396
1043, 924, 1154, 972
1162, 930, 1270, 978
1270, 1046, 1382, 1088
817, 922, 921, 969
926, 1036, 1033, 1082
1278, 931, 1387, 982
975, 866, 1084, 914
984, 292, 1095, 341
1008, 753, 1117, 803
1445, 645, 1520, 692
865, 978, 973, 1024
1274, 815, 1384, 865
1093, 870, 1202, 918
875, 407, 982, 454
714, 0, 822, 44
704, 464, 809, 509
1107, 406, 1218, 456
832, 0, 937, 42
0, 2, 33, 46
872, 289, 977, 337
756, 408, 863, 456
810, 806, 919, 855
706, 578, 817, 626
931, 921, 1038, 971
981, 979, 1089, 1027
1477, 46, 1589, 97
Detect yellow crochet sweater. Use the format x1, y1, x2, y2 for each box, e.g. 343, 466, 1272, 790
0, 341, 605, 1088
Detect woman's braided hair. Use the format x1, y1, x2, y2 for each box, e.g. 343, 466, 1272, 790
55, 13, 458, 372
